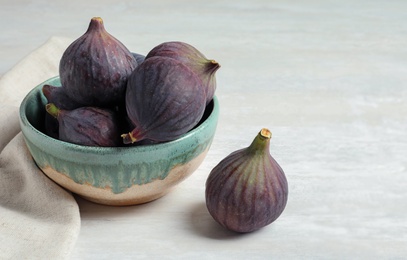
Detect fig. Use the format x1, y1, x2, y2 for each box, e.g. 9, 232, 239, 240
45, 103, 121, 147
145, 41, 220, 105
122, 56, 206, 144
59, 17, 138, 106
132, 52, 145, 64
42, 84, 83, 138
205, 128, 288, 233
42, 84, 83, 110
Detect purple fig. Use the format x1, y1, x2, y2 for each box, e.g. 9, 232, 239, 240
45, 103, 121, 147
145, 41, 220, 105
42, 84, 83, 110
122, 56, 206, 144
59, 17, 138, 106
42, 84, 83, 138
205, 128, 288, 233
132, 52, 145, 65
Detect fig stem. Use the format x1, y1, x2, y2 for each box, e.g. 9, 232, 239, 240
206, 60, 221, 73
260, 128, 272, 139
92, 17, 103, 23
247, 128, 271, 154
45, 103, 61, 119
121, 128, 148, 144
121, 133, 136, 144
87, 17, 105, 33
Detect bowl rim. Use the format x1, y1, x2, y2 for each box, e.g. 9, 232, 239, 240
19, 76, 219, 153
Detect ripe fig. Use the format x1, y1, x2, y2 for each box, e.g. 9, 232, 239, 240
122, 56, 206, 144
42, 84, 83, 139
205, 128, 288, 233
145, 41, 220, 105
42, 84, 83, 110
132, 52, 145, 65
45, 103, 121, 147
59, 17, 138, 106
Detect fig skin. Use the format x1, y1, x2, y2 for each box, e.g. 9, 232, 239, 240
42, 84, 83, 139
122, 56, 206, 144
42, 84, 83, 110
132, 52, 145, 65
46, 103, 121, 147
59, 17, 138, 106
205, 129, 288, 233
145, 41, 220, 105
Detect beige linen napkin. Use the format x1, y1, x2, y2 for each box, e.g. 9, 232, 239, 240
0, 37, 80, 259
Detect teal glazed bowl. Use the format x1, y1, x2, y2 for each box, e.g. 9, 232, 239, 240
19, 76, 219, 206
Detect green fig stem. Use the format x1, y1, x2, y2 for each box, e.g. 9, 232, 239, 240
210, 60, 219, 65
247, 128, 272, 154
45, 103, 61, 119
206, 60, 221, 73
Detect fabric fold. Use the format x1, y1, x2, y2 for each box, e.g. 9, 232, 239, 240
0, 37, 80, 260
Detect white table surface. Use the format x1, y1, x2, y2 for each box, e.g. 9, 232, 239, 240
1, 0, 406, 259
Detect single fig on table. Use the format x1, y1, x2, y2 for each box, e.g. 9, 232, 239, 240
45, 103, 121, 147
42, 84, 83, 138
59, 17, 138, 106
122, 56, 206, 144
205, 128, 288, 233
145, 41, 220, 105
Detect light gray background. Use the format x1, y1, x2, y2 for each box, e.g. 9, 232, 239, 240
1, 0, 406, 259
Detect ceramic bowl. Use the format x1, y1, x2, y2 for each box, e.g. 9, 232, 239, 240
19, 76, 219, 206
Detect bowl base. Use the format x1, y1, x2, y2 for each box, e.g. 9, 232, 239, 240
39, 148, 209, 206
77, 190, 169, 206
